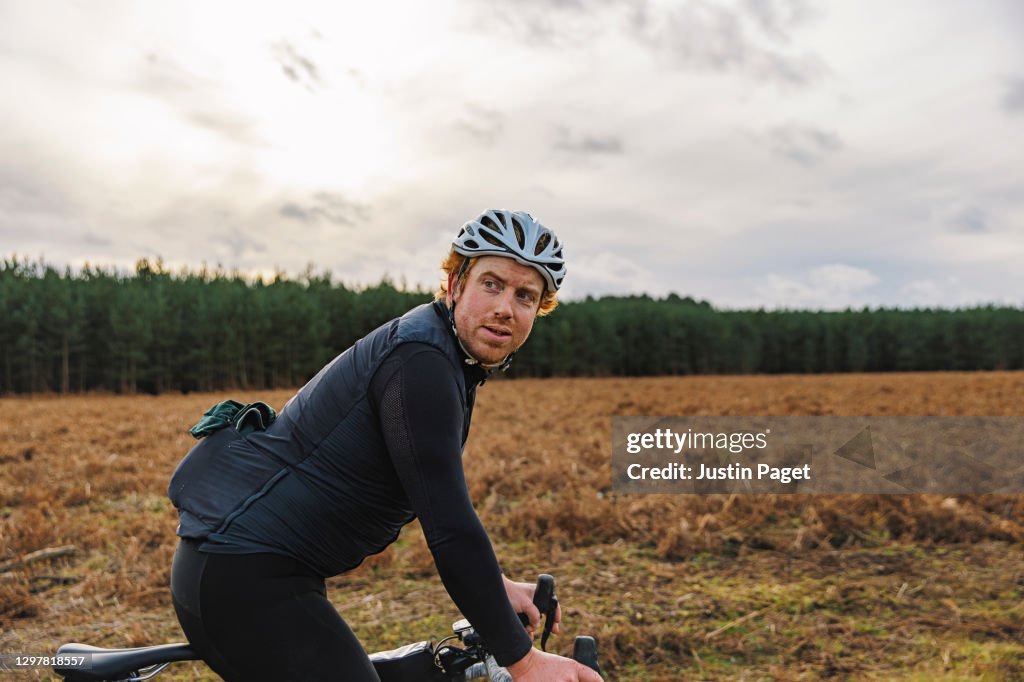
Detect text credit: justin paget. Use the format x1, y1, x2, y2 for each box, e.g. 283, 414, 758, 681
612, 416, 1024, 494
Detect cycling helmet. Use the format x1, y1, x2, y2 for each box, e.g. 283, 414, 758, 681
453, 209, 566, 291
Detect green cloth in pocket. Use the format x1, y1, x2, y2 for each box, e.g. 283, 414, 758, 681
188, 399, 277, 439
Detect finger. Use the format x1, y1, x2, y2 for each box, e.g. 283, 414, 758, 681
577, 662, 603, 682
525, 603, 541, 629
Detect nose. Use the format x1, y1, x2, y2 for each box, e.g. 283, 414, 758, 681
493, 289, 514, 319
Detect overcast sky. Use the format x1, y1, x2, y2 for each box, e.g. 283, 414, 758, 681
1, 0, 1022, 310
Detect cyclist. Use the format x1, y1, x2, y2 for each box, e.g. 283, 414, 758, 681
167, 209, 601, 681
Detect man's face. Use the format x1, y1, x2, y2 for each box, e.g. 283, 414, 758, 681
448, 255, 544, 365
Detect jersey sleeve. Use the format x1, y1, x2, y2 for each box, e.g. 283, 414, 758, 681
369, 343, 532, 667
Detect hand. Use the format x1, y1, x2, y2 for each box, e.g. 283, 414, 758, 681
507, 648, 603, 682
502, 575, 562, 637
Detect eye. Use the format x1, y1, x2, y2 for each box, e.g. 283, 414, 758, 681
517, 290, 537, 304
483, 279, 500, 291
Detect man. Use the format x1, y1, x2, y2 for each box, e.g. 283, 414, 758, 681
168, 209, 601, 681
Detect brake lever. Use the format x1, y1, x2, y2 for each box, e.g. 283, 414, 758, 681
516, 574, 558, 651
572, 635, 601, 675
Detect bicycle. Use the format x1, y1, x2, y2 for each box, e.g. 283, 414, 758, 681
53, 574, 602, 681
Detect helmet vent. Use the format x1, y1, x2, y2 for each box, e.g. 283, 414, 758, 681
480, 230, 505, 248
464, 239, 480, 249
511, 216, 526, 249
534, 232, 551, 255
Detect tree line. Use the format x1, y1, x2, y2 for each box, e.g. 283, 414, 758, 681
1, 257, 1021, 394
516, 295, 1024, 377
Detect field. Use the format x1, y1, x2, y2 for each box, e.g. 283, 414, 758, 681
2, 372, 1023, 681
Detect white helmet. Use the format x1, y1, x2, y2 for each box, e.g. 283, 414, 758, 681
453, 209, 566, 291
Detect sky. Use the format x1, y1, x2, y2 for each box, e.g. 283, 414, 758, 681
1, 0, 1022, 310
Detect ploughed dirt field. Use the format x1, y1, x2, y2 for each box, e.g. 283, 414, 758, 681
2, 372, 1023, 681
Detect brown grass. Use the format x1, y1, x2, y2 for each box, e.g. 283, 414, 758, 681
2, 372, 1023, 680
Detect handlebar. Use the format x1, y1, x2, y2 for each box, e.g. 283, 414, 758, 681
484, 654, 513, 682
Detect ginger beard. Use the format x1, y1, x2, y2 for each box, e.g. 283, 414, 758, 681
447, 255, 544, 366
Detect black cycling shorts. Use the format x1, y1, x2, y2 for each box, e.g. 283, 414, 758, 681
170, 539, 380, 681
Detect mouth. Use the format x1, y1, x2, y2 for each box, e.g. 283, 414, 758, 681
482, 325, 512, 340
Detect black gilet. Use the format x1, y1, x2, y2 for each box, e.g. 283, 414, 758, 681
168, 301, 482, 577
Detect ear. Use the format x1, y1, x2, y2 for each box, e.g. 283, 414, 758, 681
446, 270, 458, 306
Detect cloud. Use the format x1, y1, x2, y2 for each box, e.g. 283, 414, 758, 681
138, 53, 263, 147
0, 172, 83, 249
761, 124, 842, 166
279, 204, 309, 221
901, 277, 957, 307
139, 52, 206, 96
899, 276, 1010, 309
631, 1, 828, 88
740, 0, 816, 43
223, 227, 267, 259
808, 264, 878, 291
462, 0, 607, 48
81, 233, 112, 247
0, 173, 68, 214
271, 41, 321, 90
938, 201, 993, 233
759, 264, 880, 310
563, 250, 662, 299
454, 104, 504, 144
947, 204, 989, 233
465, 0, 824, 89
552, 126, 624, 156
278, 192, 369, 226
185, 110, 263, 147
1001, 77, 1024, 116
